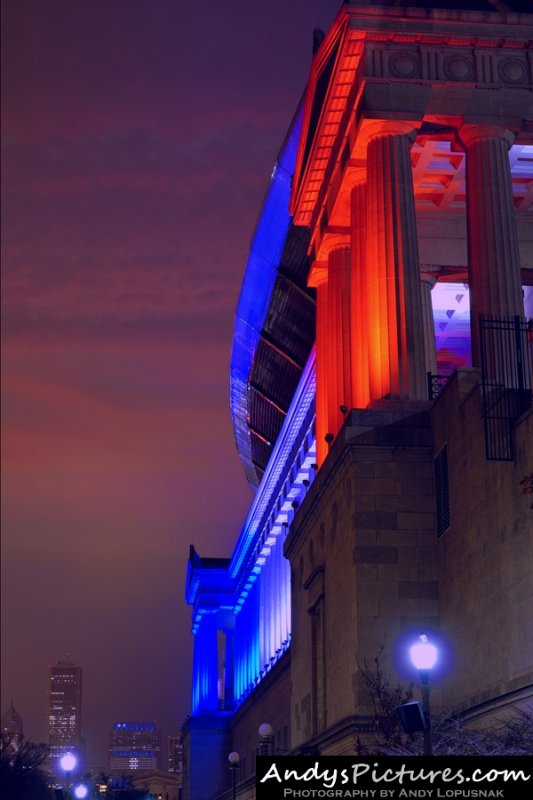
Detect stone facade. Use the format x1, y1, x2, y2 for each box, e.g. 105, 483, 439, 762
183, 3, 533, 797
432, 369, 533, 717
286, 407, 440, 752
230, 652, 291, 781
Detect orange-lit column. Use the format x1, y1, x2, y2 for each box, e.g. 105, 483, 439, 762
327, 244, 352, 433
309, 233, 351, 464
350, 172, 370, 408
365, 122, 427, 401
460, 125, 525, 366
421, 272, 437, 376
309, 263, 329, 465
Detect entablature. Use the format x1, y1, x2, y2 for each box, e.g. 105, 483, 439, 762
185, 546, 234, 627
290, 3, 533, 241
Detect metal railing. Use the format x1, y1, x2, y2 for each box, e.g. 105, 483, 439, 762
427, 372, 450, 401
479, 315, 532, 461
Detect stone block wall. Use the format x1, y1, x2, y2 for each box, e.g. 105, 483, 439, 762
432, 369, 533, 715
286, 408, 438, 750
229, 652, 291, 781
182, 713, 231, 800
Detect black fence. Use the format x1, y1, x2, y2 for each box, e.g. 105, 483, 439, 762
427, 372, 450, 401
479, 315, 532, 461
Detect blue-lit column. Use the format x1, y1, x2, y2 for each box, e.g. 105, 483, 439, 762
234, 576, 260, 701
273, 535, 283, 654
258, 561, 265, 674
191, 613, 219, 714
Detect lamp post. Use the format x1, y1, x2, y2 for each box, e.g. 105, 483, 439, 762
409, 634, 437, 756
60, 752, 77, 776
59, 752, 77, 799
73, 785, 88, 799
228, 751, 240, 800
258, 722, 273, 756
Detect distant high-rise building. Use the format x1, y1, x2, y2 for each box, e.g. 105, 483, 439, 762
168, 732, 183, 777
46, 660, 82, 765
1, 700, 23, 747
109, 721, 160, 776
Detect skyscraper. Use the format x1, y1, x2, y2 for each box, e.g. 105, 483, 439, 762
182, 2, 532, 799
46, 660, 82, 765
109, 721, 161, 777
1, 700, 23, 747
167, 732, 183, 774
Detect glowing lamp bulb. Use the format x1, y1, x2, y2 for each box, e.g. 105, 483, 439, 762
410, 634, 437, 671
258, 722, 273, 738
60, 752, 77, 773
228, 751, 240, 765
74, 785, 88, 799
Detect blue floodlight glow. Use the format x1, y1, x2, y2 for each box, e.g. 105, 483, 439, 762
230, 349, 316, 580
410, 634, 438, 671
230, 100, 304, 486
189, 351, 317, 711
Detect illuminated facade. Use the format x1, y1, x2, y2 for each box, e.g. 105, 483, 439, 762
183, 3, 533, 799
109, 721, 161, 777
47, 660, 83, 767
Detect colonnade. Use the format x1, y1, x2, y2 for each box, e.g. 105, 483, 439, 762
233, 531, 291, 703
310, 122, 525, 464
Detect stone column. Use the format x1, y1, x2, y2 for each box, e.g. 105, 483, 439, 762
309, 232, 351, 464
192, 613, 219, 713
365, 122, 427, 401
309, 263, 330, 465
350, 172, 370, 408
327, 244, 352, 432
460, 125, 525, 367
421, 272, 437, 376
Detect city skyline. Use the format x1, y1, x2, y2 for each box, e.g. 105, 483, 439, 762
1, 0, 338, 772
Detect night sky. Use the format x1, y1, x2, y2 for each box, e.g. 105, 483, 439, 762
1, 0, 338, 772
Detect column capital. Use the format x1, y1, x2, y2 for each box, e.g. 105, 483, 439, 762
346, 164, 367, 188
307, 260, 329, 288
314, 231, 351, 264
459, 124, 515, 149
420, 272, 437, 289
322, 165, 366, 230
354, 118, 420, 156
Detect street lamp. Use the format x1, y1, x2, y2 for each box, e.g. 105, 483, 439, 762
73, 785, 88, 799
258, 722, 273, 755
409, 634, 437, 755
59, 752, 78, 799
60, 752, 77, 776
228, 751, 240, 800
